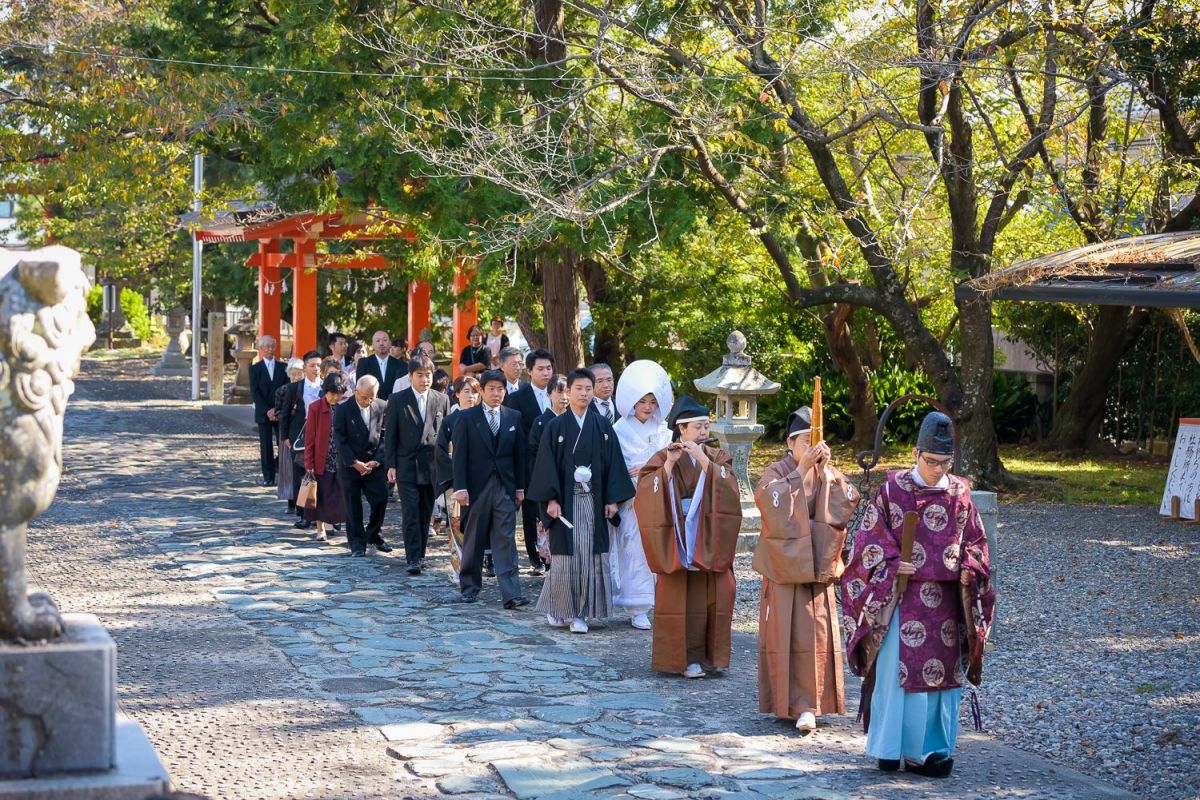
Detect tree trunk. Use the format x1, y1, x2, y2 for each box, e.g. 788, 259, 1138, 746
826, 304, 877, 451
579, 256, 623, 369
955, 291, 1004, 486
1043, 306, 1151, 451
540, 248, 584, 369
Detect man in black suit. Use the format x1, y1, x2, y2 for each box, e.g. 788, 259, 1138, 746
503, 347, 555, 572
453, 369, 529, 607
328, 331, 352, 371
279, 350, 324, 528
333, 374, 394, 557
384, 355, 449, 574
355, 330, 404, 401
250, 335, 289, 486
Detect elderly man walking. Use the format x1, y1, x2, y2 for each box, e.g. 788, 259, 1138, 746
250, 335, 289, 486
334, 375, 395, 557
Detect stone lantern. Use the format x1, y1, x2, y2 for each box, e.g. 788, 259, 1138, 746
150, 307, 191, 376
225, 322, 257, 404
694, 331, 779, 536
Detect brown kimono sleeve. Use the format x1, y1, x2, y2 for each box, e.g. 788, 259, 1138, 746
689, 446, 742, 573
634, 449, 684, 575
752, 456, 816, 585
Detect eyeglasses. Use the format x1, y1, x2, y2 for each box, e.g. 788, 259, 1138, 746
918, 454, 954, 470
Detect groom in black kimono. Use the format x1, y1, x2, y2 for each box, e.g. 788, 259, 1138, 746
527, 368, 635, 631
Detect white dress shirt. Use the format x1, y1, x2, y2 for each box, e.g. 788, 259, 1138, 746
507, 380, 521, 394
263, 358, 276, 379
360, 403, 371, 430
532, 385, 549, 413
302, 378, 322, 407
414, 388, 427, 421
594, 397, 615, 421
375, 354, 389, 376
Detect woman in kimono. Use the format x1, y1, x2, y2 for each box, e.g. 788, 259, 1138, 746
529, 368, 636, 634
840, 411, 994, 778
634, 396, 741, 678
754, 407, 859, 732
611, 360, 674, 630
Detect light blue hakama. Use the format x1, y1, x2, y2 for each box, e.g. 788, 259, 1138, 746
865, 609, 961, 763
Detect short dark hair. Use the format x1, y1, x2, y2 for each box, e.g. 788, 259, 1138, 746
328, 331, 348, 346
432, 368, 450, 393
498, 345, 522, 364
526, 348, 554, 371
491, 315, 503, 324
453, 375, 481, 395
566, 367, 595, 389
408, 355, 435, 375
320, 358, 342, 374
391, 336, 407, 348
479, 369, 506, 390
321, 374, 346, 395
547, 373, 567, 395
302, 350, 321, 363
347, 341, 362, 360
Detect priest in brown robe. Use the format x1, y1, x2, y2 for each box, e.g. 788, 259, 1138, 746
634, 395, 742, 678
753, 407, 860, 731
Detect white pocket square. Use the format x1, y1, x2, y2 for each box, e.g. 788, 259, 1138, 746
508, 425, 516, 431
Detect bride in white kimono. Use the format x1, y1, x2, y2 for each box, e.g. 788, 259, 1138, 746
611, 360, 674, 630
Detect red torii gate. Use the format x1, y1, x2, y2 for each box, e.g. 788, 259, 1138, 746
194, 211, 478, 375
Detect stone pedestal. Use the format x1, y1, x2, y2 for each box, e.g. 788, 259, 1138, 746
0, 614, 115, 777
973, 490, 999, 557
225, 322, 256, 405
708, 421, 764, 551
150, 307, 190, 376
0, 614, 170, 796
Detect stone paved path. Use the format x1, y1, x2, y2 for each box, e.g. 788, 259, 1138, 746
28, 358, 1136, 799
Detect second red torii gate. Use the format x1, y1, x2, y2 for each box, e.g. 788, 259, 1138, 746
194, 211, 478, 375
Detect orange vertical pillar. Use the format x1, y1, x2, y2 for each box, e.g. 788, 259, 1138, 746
451, 262, 478, 379
407, 280, 432, 350
258, 239, 282, 350
292, 238, 319, 357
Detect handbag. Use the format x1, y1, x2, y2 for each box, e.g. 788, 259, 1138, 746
297, 473, 318, 509
292, 427, 306, 452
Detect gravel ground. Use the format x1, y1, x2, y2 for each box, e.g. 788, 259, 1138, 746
732, 495, 1200, 800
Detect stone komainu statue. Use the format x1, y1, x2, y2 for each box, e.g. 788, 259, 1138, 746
0, 246, 95, 640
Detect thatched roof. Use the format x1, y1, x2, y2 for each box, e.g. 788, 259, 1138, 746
958, 231, 1200, 308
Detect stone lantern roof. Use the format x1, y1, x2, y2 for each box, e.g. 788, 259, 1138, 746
693, 331, 781, 398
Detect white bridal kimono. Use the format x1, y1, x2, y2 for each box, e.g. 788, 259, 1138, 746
610, 360, 675, 616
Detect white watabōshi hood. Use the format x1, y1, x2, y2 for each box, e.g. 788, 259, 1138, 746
614, 359, 674, 424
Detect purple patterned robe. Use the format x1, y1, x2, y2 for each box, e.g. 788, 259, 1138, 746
840, 469, 995, 692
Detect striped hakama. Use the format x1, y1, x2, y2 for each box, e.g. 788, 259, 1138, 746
536, 484, 615, 621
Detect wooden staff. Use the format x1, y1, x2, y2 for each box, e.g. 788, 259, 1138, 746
811, 376, 824, 445
896, 510, 918, 595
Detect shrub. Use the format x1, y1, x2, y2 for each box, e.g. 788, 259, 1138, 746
85, 285, 153, 343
